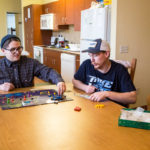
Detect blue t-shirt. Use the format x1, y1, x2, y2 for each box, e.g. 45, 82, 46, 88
74, 59, 136, 106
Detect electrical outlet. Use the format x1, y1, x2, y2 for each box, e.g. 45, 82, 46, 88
120, 45, 128, 53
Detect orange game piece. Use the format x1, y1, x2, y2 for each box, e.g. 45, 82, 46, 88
95, 104, 104, 108
74, 106, 81, 111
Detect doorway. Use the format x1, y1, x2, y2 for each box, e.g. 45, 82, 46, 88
7, 13, 16, 35
6, 12, 23, 42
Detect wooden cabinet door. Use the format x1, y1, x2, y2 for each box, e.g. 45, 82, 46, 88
65, 0, 74, 24
42, 3, 49, 14
57, 0, 66, 25
74, 0, 85, 31
56, 0, 74, 25
32, 5, 42, 45
24, 5, 42, 58
24, 5, 33, 57
44, 49, 61, 74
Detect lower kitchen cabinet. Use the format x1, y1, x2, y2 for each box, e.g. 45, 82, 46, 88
43, 49, 61, 73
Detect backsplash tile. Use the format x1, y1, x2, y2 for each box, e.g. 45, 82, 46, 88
52, 25, 80, 44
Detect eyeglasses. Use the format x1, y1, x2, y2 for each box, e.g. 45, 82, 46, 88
4, 46, 23, 53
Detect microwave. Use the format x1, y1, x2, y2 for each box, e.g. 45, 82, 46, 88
40, 14, 54, 30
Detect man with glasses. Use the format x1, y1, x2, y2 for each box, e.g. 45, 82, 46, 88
72, 39, 136, 107
0, 34, 66, 95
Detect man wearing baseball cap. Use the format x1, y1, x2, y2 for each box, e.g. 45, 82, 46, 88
72, 39, 136, 106
0, 34, 66, 95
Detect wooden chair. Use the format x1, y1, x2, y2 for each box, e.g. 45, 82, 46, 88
129, 58, 137, 82
115, 58, 137, 82
34, 77, 51, 86
115, 58, 137, 108
147, 95, 150, 111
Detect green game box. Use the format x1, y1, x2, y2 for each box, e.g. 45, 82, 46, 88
118, 108, 150, 130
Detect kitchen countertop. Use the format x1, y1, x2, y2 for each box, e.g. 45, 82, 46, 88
41, 46, 80, 55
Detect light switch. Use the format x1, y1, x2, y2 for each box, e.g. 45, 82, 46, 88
120, 45, 128, 53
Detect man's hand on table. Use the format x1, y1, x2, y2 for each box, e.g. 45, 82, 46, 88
0, 82, 15, 91
57, 82, 66, 95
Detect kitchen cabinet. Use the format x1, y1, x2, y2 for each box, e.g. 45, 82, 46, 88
42, 1, 67, 30
57, 0, 74, 25
65, 0, 74, 24
74, 0, 84, 31
42, 1, 58, 14
24, 5, 42, 57
42, 0, 74, 26
42, 0, 94, 30
43, 49, 61, 74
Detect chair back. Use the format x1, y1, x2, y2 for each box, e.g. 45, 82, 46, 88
114, 58, 137, 82
129, 58, 137, 82
114, 58, 137, 108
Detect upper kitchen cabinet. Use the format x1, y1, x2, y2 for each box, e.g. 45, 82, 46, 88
57, 0, 74, 25
65, 0, 74, 24
41, 0, 95, 31
42, 1, 67, 30
74, 0, 85, 31
24, 5, 42, 57
42, 1, 58, 14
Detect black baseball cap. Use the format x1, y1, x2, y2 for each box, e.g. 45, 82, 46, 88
0, 34, 21, 48
82, 39, 110, 53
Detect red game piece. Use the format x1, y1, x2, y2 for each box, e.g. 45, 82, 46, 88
24, 96, 26, 101
74, 106, 81, 111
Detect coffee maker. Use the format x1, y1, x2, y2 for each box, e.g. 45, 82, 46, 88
50, 36, 57, 47
58, 35, 65, 48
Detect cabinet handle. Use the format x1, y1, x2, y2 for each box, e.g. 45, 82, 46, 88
45, 8, 49, 14
62, 17, 65, 24
65, 17, 67, 23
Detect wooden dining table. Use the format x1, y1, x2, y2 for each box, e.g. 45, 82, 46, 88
0, 83, 150, 150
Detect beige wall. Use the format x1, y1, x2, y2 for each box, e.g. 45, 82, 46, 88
22, 0, 43, 7
0, 0, 21, 41
114, 0, 150, 107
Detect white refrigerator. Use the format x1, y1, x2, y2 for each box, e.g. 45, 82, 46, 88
80, 7, 111, 64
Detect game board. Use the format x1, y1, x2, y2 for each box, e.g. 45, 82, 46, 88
0, 89, 72, 110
